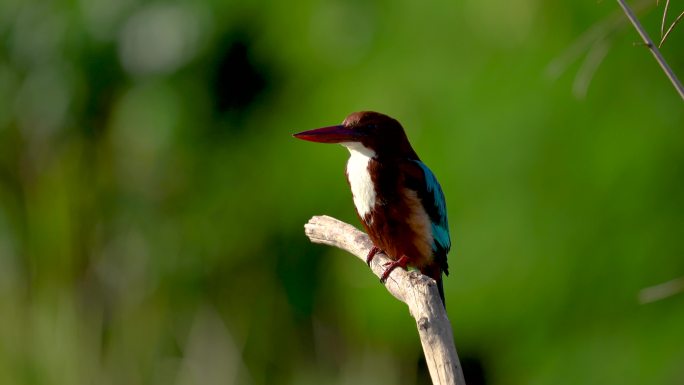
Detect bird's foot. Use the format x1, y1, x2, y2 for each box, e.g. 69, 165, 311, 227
380, 255, 410, 283
366, 246, 382, 266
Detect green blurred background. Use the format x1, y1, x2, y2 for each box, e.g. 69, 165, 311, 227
1, 0, 683, 384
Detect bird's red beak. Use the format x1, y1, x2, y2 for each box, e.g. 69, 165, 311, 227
293, 125, 361, 143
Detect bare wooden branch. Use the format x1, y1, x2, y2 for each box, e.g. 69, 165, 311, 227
616, 0, 684, 100
304, 215, 466, 385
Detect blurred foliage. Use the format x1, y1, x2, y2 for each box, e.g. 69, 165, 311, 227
0, 0, 683, 384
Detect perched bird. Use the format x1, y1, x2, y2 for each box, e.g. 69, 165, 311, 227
294, 111, 451, 305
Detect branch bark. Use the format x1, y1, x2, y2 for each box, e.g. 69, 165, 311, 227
304, 215, 466, 385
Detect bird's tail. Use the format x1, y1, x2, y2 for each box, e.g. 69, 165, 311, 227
423, 265, 446, 309
436, 275, 446, 309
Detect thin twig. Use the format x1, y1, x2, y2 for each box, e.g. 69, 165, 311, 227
546, 0, 651, 93
659, 9, 684, 47
617, 0, 684, 100
660, 0, 670, 39
573, 37, 611, 98
304, 215, 466, 385
545, 10, 624, 80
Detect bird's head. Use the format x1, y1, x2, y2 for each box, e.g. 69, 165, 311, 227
293, 111, 418, 159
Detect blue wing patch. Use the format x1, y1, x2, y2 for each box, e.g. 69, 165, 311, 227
411, 160, 451, 255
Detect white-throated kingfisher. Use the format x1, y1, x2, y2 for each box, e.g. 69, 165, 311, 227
294, 111, 451, 306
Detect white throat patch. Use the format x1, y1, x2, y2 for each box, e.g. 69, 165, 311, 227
342, 142, 376, 220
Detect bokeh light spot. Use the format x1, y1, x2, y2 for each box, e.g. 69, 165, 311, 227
118, 4, 205, 76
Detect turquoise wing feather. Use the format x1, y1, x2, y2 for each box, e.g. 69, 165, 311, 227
412, 160, 451, 254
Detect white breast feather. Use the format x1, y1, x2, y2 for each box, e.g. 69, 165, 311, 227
343, 142, 376, 220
